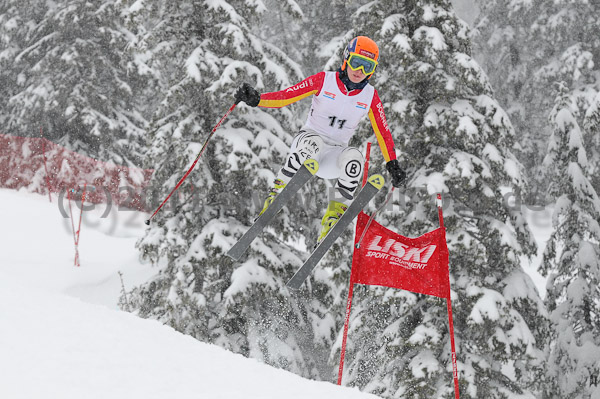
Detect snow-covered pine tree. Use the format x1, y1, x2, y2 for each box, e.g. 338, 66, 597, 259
472, 0, 527, 109
328, 1, 548, 398
4, 0, 147, 165
296, 0, 366, 74
473, 0, 600, 200
260, 0, 369, 72
124, 0, 335, 379
471, 0, 539, 188
540, 81, 600, 399
0, 1, 32, 128
586, 90, 600, 191
258, 0, 304, 63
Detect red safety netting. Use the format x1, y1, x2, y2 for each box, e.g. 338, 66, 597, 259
0, 133, 154, 211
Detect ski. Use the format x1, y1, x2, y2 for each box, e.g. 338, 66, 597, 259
226, 159, 319, 261
286, 174, 385, 290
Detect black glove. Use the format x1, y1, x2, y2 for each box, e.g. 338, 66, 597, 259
386, 159, 407, 188
234, 83, 260, 107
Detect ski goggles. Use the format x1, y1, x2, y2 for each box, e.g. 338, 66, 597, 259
346, 53, 378, 75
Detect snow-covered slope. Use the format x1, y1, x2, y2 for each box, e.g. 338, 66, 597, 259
0, 189, 378, 399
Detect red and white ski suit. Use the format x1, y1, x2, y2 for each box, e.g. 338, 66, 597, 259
258, 71, 397, 201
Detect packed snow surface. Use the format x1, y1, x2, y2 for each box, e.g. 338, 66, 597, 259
0, 188, 379, 399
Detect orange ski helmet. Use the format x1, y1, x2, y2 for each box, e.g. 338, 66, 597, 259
341, 36, 379, 79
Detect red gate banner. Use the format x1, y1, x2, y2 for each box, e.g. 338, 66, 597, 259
351, 212, 451, 298
337, 191, 459, 398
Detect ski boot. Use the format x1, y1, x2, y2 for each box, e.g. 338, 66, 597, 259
316, 200, 348, 245
257, 178, 287, 218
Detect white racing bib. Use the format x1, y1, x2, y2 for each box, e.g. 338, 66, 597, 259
304, 71, 375, 145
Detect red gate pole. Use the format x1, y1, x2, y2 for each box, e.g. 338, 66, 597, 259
447, 296, 460, 399
67, 189, 78, 266
337, 142, 371, 385
68, 184, 87, 267
74, 183, 87, 267
438, 193, 460, 398
337, 275, 355, 385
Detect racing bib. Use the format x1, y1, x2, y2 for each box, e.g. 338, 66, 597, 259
304, 71, 375, 145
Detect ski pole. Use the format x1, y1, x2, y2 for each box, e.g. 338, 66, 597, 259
145, 102, 238, 225
355, 187, 395, 249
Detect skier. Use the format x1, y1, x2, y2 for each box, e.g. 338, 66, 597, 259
234, 36, 406, 243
